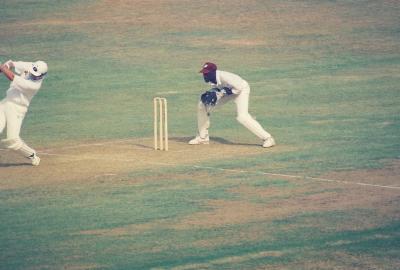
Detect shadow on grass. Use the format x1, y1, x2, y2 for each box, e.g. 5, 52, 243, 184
0, 162, 31, 167
171, 136, 261, 147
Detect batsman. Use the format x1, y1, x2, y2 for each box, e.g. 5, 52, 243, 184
189, 62, 276, 148
0, 59, 48, 166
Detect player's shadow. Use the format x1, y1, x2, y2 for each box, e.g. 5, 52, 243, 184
170, 136, 193, 143
0, 162, 31, 167
132, 143, 154, 150
211, 137, 260, 147
171, 136, 260, 147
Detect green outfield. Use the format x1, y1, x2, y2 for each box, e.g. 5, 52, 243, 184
0, 1, 399, 269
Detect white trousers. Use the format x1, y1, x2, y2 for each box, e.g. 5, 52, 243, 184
197, 90, 272, 140
0, 100, 36, 157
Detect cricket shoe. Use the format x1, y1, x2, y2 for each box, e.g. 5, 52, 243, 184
262, 137, 276, 148
188, 135, 209, 145
28, 153, 41, 166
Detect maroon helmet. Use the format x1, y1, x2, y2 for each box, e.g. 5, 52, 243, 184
199, 62, 217, 74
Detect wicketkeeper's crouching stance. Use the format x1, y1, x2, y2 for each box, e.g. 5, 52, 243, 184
189, 62, 276, 148
0, 60, 48, 166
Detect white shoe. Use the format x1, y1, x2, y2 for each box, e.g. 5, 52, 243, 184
29, 153, 40, 166
263, 137, 276, 148
188, 135, 209, 145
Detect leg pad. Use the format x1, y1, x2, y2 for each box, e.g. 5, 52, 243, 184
2, 138, 35, 157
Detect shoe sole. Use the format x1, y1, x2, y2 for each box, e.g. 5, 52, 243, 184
262, 144, 275, 148
188, 141, 210, 145
31, 158, 40, 166
263, 141, 276, 148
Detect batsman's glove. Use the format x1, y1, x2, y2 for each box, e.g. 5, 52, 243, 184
4, 60, 13, 69
0, 60, 13, 73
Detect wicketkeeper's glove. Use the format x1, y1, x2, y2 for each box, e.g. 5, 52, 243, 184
200, 88, 224, 113
201, 89, 218, 107
220, 87, 233, 95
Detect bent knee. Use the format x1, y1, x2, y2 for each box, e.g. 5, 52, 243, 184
2, 137, 23, 150
236, 114, 252, 124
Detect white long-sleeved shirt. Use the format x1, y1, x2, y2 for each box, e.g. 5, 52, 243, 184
211, 70, 250, 94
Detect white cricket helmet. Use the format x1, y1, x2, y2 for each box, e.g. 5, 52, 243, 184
30, 61, 48, 77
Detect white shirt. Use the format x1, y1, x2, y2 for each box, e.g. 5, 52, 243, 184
211, 70, 250, 94
6, 62, 42, 107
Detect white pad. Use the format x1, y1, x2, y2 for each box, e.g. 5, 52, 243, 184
236, 114, 271, 140
2, 138, 36, 157
2, 138, 23, 150
196, 101, 210, 138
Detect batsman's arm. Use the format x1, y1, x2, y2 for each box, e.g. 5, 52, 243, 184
0, 64, 15, 81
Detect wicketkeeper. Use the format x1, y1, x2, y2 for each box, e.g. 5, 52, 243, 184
0, 60, 48, 166
189, 62, 276, 148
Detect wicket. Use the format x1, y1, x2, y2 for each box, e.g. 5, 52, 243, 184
153, 97, 168, 151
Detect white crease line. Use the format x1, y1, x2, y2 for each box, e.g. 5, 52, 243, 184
40, 152, 139, 162
83, 159, 400, 191
3, 147, 399, 191
39, 139, 192, 153
191, 165, 400, 190
92, 160, 400, 190
0, 143, 110, 154
40, 152, 185, 162
42, 139, 137, 151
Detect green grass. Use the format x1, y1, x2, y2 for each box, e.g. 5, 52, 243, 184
1, 172, 398, 269
0, 0, 399, 269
